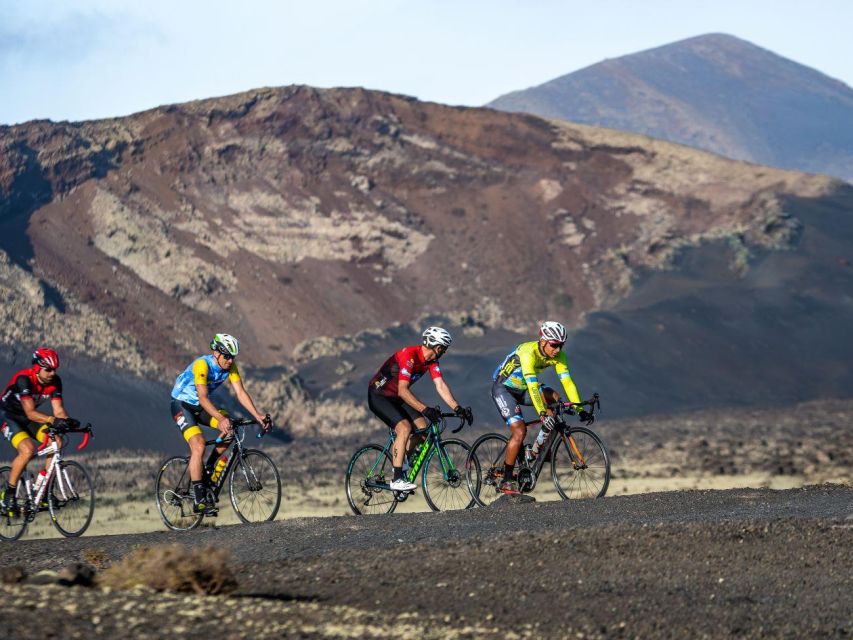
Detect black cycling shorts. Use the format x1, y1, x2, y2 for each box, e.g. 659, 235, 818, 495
1, 409, 48, 449
170, 399, 229, 443
491, 380, 554, 426
367, 389, 422, 431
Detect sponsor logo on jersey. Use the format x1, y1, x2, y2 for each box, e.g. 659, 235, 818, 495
401, 368, 410, 377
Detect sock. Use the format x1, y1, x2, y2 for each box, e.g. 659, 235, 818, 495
393, 466, 403, 482
503, 464, 514, 482
192, 481, 206, 502
5, 483, 16, 500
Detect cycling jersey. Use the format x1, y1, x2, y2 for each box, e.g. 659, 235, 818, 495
492, 341, 580, 415
171, 355, 240, 406
1, 368, 63, 414
368, 345, 442, 397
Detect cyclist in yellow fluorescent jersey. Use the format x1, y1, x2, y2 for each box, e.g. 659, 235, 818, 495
170, 334, 272, 514
491, 321, 591, 494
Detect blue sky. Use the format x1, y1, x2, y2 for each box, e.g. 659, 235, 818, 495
1, 0, 851, 125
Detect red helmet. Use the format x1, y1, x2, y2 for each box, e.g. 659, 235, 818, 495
32, 347, 60, 370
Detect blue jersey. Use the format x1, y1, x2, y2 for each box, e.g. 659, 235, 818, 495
171, 355, 240, 405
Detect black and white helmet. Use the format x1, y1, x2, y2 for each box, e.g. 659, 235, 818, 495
422, 326, 452, 349
539, 321, 567, 343
210, 333, 240, 357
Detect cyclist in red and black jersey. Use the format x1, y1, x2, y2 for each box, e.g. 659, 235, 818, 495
1, 348, 78, 514
368, 327, 473, 492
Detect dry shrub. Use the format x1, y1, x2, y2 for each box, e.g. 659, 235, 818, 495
82, 548, 110, 569
99, 544, 237, 595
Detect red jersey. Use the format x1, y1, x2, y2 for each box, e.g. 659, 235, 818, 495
368, 345, 442, 397
1, 367, 63, 415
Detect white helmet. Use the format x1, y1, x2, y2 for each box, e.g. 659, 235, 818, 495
210, 333, 240, 356
422, 326, 452, 349
539, 321, 567, 343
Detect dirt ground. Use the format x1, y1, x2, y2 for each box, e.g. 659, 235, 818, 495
1, 485, 851, 639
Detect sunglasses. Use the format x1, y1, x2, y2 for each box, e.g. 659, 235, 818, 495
216, 351, 235, 361
545, 341, 565, 349
41, 367, 57, 373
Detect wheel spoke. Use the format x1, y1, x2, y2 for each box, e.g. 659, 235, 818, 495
346, 445, 397, 515
423, 440, 474, 512
49, 461, 95, 537
155, 457, 203, 531
466, 434, 509, 507
230, 450, 281, 523
552, 428, 610, 499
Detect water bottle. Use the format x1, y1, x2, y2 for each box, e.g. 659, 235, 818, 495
523, 443, 536, 464
33, 469, 48, 495
531, 419, 554, 457
210, 456, 228, 483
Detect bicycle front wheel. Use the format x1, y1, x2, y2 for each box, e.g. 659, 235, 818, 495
466, 433, 509, 507
229, 449, 282, 523
345, 444, 397, 515
155, 456, 203, 531
422, 438, 475, 512
0, 466, 27, 541
48, 461, 95, 537
551, 426, 610, 499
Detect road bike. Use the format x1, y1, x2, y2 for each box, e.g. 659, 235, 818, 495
154, 416, 281, 531
466, 394, 610, 506
346, 411, 474, 515
0, 422, 95, 541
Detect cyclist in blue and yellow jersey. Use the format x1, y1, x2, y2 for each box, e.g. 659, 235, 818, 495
171, 334, 273, 514
491, 321, 591, 494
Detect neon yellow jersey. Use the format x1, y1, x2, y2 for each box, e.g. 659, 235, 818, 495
492, 341, 581, 414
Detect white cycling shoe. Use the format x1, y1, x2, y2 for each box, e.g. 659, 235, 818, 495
389, 478, 417, 492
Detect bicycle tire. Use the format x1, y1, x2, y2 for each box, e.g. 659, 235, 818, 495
422, 438, 475, 512
551, 426, 610, 499
345, 444, 397, 515
48, 460, 95, 537
229, 449, 282, 524
465, 433, 509, 508
155, 456, 204, 531
0, 466, 27, 541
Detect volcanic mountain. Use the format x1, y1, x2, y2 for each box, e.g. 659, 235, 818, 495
1, 85, 852, 448
488, 33, 853, 182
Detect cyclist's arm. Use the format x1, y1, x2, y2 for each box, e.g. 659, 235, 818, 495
230, 377, 267, 425
195, 382, 225, 427
555, 353, 582, 406
433, 377, 460, 410
397, 378, 428, 413
520, 348, 549, 416
50, 397, 70, 420
19, 396, 55, 425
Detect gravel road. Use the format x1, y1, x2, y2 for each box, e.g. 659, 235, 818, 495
1, 485, 851, 639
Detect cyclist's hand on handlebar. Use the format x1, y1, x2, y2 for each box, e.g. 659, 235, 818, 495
578, 409, 593, 424
421, 406, 442, 425
454, 405, 474, 426
217, 415, 233, 435
261, 414, 274, 433
540, 413, 556, 431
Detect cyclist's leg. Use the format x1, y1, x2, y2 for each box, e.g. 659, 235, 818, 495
492, 382, 526, 486
368, 391, 416, 487
2, 413, 40, 487
402, 403, 427, 455
205, 409, 231, 468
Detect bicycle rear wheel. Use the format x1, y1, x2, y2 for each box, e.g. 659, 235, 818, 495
422, 438, 475, 512
551, 426, 610, 499
48, 460, 95, 537
0, 466, 27, 541
466, 433, 509, 507
155, 456, 203, 531
345, 444, 397, 515
229, 449, 282, 523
